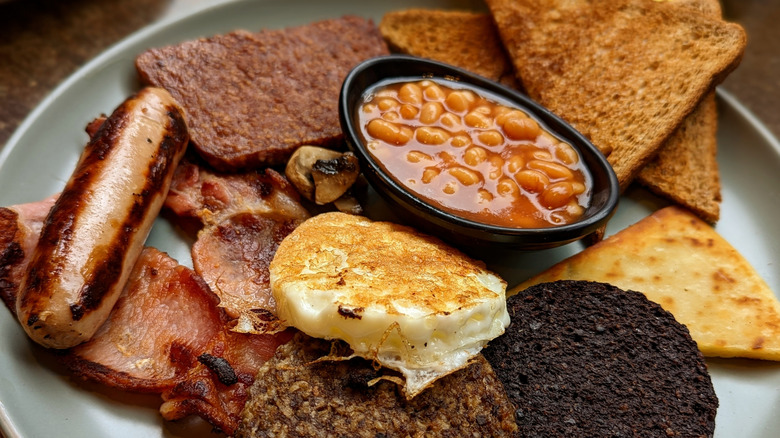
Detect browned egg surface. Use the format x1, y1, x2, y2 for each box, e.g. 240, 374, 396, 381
358, 79, 592, 228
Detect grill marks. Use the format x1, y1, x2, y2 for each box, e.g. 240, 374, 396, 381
64, 247, 226, 391
0, 82, 312, 431
21, 100, 188, 325
77, 104, 187, 319
14, 88, 190, 349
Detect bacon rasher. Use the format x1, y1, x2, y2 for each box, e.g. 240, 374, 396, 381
64, 247, 225, 391
0, 195, 58, 316
165, 159, 310, 331
65, 247, 291, 434
0, 198, 291, 435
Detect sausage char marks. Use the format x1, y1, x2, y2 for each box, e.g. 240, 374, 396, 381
16, 87, 189, 349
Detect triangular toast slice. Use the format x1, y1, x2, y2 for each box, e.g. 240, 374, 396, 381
637, 0, 723, 222
637, 93, 721, 222
485, 0, 746, 189
515, 206, 780, 361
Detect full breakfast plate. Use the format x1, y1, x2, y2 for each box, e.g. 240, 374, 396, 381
0, 0, 778, 436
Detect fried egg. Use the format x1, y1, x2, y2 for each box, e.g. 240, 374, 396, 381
269, 212, 510, 398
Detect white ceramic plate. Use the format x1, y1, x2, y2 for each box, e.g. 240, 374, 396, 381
1, 0, 778, 437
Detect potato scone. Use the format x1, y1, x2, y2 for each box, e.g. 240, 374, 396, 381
269, 212, 509, 398
235, 333, 518, 437
484, 281, 718, 437
517, 206, 780, 360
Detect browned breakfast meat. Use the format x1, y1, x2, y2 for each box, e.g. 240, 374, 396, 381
160, 327, 293, 435
235, 333, 519, 438
165, 160, 310, 327
63, 247, 292, 435
483, 280, 718, 438
0, 195, 57, 316
165, 159, 309, 227
1, 198, 293, 434
84, 115, 107, 138
135, 16, 390, 171
15, 87, 189, 349
192, 212, 302, 321
64, 247, 226, 391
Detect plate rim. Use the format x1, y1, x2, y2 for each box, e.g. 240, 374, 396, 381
1, 0, 779, 437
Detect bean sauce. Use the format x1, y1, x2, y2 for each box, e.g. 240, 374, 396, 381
358, 79, 592, 228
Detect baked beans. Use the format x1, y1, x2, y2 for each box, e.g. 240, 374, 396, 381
358, 79, 592, 228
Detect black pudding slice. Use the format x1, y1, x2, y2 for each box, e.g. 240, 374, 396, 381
483, 280, 718, 438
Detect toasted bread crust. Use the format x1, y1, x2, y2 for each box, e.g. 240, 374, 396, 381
669, 0, 722, 18
486, 0, 746, 189
379, 2, 731, 222
637, 0, 723, 222
379, 9, 518, 87
638, 93, 721, 222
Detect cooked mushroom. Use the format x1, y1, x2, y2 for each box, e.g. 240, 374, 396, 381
311, 153, 360, 204
285, 146, 343, 201
333, 194, 363, 215
285, 146, 361, 205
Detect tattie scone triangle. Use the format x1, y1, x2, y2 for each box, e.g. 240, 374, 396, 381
516, 206, 780, 360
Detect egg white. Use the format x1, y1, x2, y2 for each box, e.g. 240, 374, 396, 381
272, 270, 510, 398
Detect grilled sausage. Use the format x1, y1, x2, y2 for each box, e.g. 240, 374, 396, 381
16, 87, 189, 349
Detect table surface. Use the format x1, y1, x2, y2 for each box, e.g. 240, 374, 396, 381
1, 0, 777, 150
